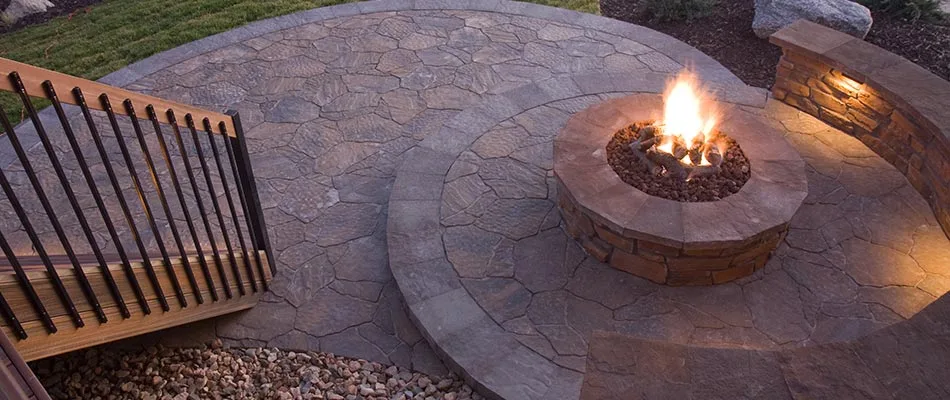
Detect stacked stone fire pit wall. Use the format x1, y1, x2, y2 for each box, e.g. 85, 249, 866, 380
557, 185, 786, 286
554, 95, 806, 286
770, 20, 950, 235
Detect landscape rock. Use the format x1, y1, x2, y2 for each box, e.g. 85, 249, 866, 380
1, 0, 52, 25
31, 343, 478, 400
752, 0, 872, 39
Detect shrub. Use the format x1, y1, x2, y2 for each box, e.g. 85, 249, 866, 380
856, 0, 948, 22
640, 0, 718, 22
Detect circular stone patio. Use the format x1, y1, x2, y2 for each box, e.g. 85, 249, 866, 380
38, 0, 949, 399
84, 0, 762, 378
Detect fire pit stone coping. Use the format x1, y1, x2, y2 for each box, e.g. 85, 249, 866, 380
554, 94, 807, 285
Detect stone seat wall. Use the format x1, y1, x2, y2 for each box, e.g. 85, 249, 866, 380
770, 20, 950, 235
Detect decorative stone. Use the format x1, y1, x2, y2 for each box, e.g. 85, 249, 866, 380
1, 0, 52, 25
752, 0, 872, 39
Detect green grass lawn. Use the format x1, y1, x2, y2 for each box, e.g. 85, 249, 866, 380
0, 0, 599, 126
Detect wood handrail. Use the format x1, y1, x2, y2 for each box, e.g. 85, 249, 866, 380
0, 57, 235, 137
0, 330, 51, 400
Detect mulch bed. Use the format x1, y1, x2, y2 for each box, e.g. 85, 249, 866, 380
606, 122, 751, 202
600, 0, 950, 88
0, 0, 101, 34
864, 15, 950, 80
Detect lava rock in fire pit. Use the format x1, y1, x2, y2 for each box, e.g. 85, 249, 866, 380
606, 122, 751, 202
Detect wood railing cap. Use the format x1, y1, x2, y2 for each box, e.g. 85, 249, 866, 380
0, 57, 236, 137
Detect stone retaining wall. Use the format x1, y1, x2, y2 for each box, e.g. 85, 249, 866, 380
770, 20, 950, 235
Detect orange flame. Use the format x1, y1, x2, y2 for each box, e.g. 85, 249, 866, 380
654, 69, 719, 165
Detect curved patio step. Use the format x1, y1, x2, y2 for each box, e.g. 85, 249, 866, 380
582, 293, 950, 399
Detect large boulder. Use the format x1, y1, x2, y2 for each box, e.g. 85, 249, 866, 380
753, 0, 873, 39
1, 0, 53, 25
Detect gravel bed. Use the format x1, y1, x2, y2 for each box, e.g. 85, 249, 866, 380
30, 340, 476, 400
606, 122, 750, 202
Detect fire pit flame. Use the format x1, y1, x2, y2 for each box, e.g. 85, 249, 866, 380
629, 70, 725, 180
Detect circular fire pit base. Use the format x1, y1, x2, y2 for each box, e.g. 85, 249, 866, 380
554, 94, 807, 286
558, 186, 786, 285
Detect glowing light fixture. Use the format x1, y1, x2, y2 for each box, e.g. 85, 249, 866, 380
839, 71, 863, 92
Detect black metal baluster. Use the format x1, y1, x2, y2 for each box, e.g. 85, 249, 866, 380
0, 166, 71, 329
215, 121, 259, 292
42, 81, 130, 319
144, 106, 206, 305
222, 136, 268, 292
0, 229, 52, 335
72, 88, 151, 315
166, 110, 219, 301
201, 118, 245, 296
99, 94, 170, 312
226, 111, 275, 277
5, 74, 93, 327
184, 114, 232, 299
0, 286, 25, 339
122, 100, 188, 308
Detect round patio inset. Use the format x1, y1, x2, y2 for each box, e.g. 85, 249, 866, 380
554, 94, 807, 285
387, 73, 949, 400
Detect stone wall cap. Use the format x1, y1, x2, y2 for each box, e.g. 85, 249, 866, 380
824, 39, 906, 81
771, 19, 950, 145
769, 19, 856, 56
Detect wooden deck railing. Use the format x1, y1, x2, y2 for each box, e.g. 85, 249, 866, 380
0, 56, 274, 377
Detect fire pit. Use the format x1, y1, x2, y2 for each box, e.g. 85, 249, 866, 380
554, 72, 807, 285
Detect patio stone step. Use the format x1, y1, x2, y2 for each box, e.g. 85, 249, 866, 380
581, 293, 950, 399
